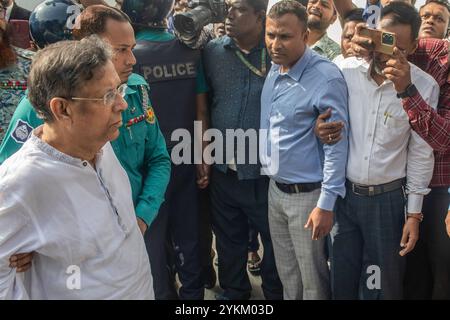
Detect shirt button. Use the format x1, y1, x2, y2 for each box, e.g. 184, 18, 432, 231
82, 161, 88, 167
364, 156, 368, 160
368, 133, 372, 137
372, 111, 376, 115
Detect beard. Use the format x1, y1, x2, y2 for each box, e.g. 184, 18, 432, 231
372, 60, 386, 78
307, 16, 326, 31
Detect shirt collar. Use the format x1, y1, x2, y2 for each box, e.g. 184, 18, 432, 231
136, 29, 175, 42
310, 33, 330, 53
274, 46, 312, 81
125, 73, 147, 95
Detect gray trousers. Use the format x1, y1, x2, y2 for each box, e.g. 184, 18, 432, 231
268, 180, 330, 300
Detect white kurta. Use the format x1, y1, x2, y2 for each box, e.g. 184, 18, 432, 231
0, 127, 154, 299
339, 57, 439, 213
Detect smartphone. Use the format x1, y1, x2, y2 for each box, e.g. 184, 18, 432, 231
8, 19, 31, 50
359, 26, 396, 55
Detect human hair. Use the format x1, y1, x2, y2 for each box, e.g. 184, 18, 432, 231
245, 0, 269, 12
28, 36, 112, 122
381, 1, 422, 40
73, 4, 131, 40
343, 8, 364, 23
268, 0, 308, 30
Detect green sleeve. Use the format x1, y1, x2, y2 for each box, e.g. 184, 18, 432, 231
195, 59, 209, 94
0, 96, 43, 164
134, 115, 171, 227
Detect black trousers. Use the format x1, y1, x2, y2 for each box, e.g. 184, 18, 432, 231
404, 186, 450, 299
144, 164, 203, 300
210, 168, 283, 300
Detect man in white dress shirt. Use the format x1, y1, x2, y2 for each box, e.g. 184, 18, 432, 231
330, 2, 439, 300
0, 36, 154, 299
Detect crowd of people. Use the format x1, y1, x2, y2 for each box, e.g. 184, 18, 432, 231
0, 0, 449, 300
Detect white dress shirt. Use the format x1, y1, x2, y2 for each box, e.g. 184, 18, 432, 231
0, 127, 154, 299
339, 57, 439, 213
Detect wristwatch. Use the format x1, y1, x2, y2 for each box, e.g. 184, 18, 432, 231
397, 84, 418, 99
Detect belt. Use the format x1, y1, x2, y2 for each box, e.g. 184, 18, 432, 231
275, 181, 321, 194
346, 178, 405, 197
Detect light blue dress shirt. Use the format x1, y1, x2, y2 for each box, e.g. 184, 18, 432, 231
260, 47, 349, 211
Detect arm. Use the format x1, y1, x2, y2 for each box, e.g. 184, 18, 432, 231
196, 93, 210, 189
317, 78, 349, 211
399, 129, 435, 256
384, 45, 450, 152
408, 38, 449, 85
398, 85, 438, 256
405, 82, 439, 215
402, 89, 450, 152
305, 78, 349, 240
134, 115, 171, 229
334, 0, 358, 18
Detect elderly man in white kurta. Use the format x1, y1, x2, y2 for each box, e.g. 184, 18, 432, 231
0, 37, 154, 299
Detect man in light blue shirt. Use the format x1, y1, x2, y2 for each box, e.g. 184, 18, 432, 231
260, 0, 348, 300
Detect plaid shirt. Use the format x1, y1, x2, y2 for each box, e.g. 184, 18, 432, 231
404, 38, 450, 187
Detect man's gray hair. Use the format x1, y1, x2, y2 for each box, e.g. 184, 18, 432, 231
28, 36, 113, 122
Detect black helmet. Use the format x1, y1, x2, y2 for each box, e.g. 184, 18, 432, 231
121, 0, 175, 29
29, 0, 81, 49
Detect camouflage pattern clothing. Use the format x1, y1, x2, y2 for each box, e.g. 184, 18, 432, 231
0, 47, 34, 143
310, 33, 341, 61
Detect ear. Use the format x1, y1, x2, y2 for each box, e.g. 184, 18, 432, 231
330, 12, 338, 25
303, 28, 310, 43
48, 97, 73, 123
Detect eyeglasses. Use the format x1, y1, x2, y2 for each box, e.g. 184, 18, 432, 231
70, 83, 127, 107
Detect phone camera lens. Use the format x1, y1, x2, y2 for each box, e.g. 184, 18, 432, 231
382, 33, 394, 45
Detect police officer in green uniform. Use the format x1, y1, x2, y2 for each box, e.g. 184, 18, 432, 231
0, 5, 171, 233
122, 0, 210, 300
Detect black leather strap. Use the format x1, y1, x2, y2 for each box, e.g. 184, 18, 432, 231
346, 178, 405, 197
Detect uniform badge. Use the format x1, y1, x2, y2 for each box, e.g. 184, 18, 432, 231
11, 119, 33, 144
145, 107, 155, 124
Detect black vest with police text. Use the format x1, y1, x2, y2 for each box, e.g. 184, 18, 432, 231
133, 38, 200, 149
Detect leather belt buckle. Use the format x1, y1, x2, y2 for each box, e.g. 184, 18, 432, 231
294, 184, 300, 193
368, 186, 375, 196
